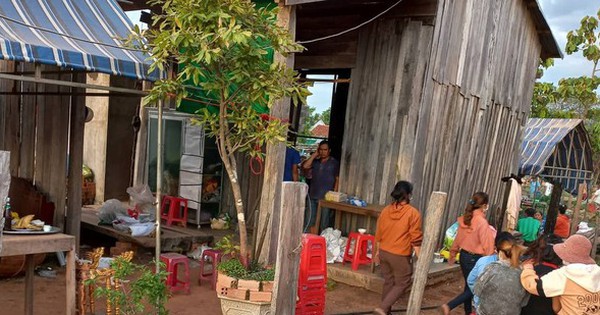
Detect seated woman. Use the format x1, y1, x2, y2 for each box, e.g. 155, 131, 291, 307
472, 232, 529, 315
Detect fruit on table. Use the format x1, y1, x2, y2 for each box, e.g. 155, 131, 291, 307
13, 214, 35, 229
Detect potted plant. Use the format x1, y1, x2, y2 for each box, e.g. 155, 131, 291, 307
215, 245, 275, 314
85, 255, 170, 315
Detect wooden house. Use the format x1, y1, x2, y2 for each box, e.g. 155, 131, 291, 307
122, 0, 562, 241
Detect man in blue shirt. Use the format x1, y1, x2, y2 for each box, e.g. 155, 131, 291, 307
283, 146, 301, 181
302, 140, 339, 232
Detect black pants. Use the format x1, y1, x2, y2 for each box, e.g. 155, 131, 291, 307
447, 250, 482, 314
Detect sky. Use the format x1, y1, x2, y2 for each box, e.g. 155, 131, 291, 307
538, 0, 599, 83
125, 2, 599, 114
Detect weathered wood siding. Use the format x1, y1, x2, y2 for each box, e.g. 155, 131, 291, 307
341, 0, 542, 233
0, 62, 71, 229
340, 17, 434, 204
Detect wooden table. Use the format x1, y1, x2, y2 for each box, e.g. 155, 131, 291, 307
1, 233, 76, 315
313, 200, 385, 234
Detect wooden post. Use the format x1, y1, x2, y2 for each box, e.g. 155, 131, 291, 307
499, 180, 512, 231
65, 72, 86, 251
570, 183, 585, 236
270, 182, 307, 314
544, 182, 563, 235
406, 191, 448, 315
257, 1, 296, 265
591, 213, 599, 258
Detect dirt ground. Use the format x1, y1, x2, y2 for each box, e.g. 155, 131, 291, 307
0, 249, 468, 315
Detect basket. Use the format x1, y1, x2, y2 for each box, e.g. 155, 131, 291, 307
324, 191, 347, 203
82, 178, 96, 205
0, 254, 46, 278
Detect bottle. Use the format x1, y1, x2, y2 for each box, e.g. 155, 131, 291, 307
3, 197, 12, 231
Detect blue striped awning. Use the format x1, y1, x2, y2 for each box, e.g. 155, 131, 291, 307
519, 118, 593, 194
0, 0, 158, 81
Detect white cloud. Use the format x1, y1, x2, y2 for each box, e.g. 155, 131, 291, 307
538, 0, 599, 83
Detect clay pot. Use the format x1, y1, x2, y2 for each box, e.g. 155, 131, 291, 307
0, 254, 46, 278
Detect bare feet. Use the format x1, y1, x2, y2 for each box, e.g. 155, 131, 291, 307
438, 304, 450, 315
373, 307, 386, 315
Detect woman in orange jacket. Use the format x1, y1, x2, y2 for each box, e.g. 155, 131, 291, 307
372, 181, 423, 315
440, 192, 496, 315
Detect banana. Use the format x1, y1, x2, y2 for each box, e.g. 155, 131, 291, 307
15, 215, 35, 229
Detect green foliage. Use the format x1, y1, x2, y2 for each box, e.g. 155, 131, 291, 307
86, 258, 170, 315
531, 82, 558, 118
565, 10, 600, 67
536, 58, 555, 78
214, 234, 241, 257
128, 0, 311, 266
217, 257, 275, 281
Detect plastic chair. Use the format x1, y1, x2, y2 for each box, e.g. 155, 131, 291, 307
342, 232, 375, 271
160, 196, 188, 227
160, 253, 191, 294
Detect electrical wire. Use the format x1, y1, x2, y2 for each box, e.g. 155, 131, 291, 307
297, 0, 405, 45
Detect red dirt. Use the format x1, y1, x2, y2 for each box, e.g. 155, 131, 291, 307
0, 250, 467, 315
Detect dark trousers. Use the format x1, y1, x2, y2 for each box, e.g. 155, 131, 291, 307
447, 250, 482, 314
379, 250, 412, 312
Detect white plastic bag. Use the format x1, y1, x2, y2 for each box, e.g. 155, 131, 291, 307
127, 184, 155, 214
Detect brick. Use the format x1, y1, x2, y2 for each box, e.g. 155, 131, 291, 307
249, 291, 272, 302
261, 281, 274, 292
226, 288, 248, 300
109, 247, 125, 257
217, 272, 237, 289
238, 279, 261, 291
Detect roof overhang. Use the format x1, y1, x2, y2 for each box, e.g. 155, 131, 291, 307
524, 0, 563, 59
0, 0, 159, 81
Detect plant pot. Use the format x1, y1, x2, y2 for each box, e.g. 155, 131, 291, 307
218, 295, 271, 315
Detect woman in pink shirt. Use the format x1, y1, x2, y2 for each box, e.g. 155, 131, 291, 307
440, 192, 496, 315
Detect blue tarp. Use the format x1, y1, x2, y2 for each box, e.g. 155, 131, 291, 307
519, 118, 592, 194
0, 0, 158, 81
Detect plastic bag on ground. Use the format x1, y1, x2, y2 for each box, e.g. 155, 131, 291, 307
320, 228, 347, 263
129, 223, 155, 237
98, 199, 128, 224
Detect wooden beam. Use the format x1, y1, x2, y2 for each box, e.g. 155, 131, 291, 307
406, 191, 447, 315
65, 73, 86, 251
257, 2, 296, 265
270, 182, 308, 314
544, 182, 563, 234
570, 183, 585, 236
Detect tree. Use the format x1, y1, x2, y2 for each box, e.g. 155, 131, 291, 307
531, 8, 600, 178
131, 0, 309, 266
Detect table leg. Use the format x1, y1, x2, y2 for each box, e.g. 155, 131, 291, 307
313, 201, 322, 235
25, 254, 35, 315
66, 249, 76, 315
334, 210, 341, 230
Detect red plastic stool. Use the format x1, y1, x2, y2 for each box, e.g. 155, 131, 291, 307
161, 196, 188, 227
342, 232, 375, 271
198, 249, 223, 288
160, 253, 191, 294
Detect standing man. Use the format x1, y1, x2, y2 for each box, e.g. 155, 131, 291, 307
283, 130, 301, 182
303, 140, 339, 232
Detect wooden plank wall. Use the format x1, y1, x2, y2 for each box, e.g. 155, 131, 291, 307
340, 0, 542, 237
408, 0, 541, 231
339, 17, 434, 205
0, 62, 72, 229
